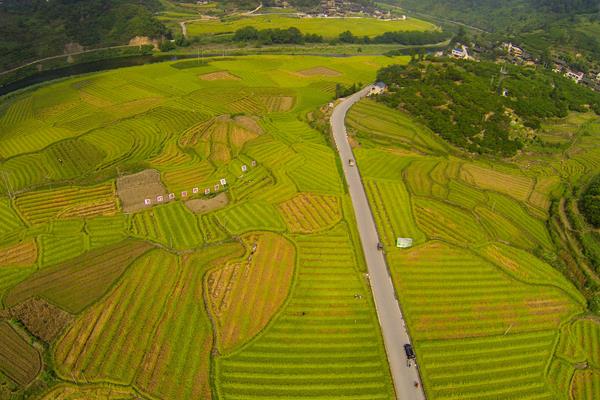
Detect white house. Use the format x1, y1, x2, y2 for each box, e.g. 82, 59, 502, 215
565, 70, 584, 83
368, 82, 387, 96
503, 42, 524, 57
451, 45, 470, 60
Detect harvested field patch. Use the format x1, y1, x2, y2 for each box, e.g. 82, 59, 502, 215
234, 115, 262, 134
185, 192, 229, 214
0, 321, 42, 386
297, 66, 341, 77
278, 192, 342, 233
206, 232, 295, 352
0, 239, 37, 268
10, 297, 73, 342
5, 240, 152, 313
199, 71, 240, 81
116, 169, 167, 213
38, 384, 138, 400
15, 184, 116, 226
54, 250, 180, 384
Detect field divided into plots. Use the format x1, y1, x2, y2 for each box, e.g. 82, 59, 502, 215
350, 99, 596, 400
0, 55, 401, 398
217, 225, 395, 400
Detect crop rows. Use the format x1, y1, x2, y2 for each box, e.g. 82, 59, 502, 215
0, 321, 42, 386
278, 193, 341, 233
132, 202, 204, 250
207, 232, 295, 352
354, 148, 413, 180
5, 240, 152, 313
475, 206, 537, 249
38, 384, 137, 400
54, 250, 180, 383
135, 256, 214, 400
571, 370, 600, 400
230, 166, 275, 201
0, 97, 34, 128
216, 201, 286, 235
364, 179, 425, 246
217, 225, 394, 399
387, 241, 582, 340
446, 179, 487, 209
86, 215, 129, 249
39, 234, 87, 267
0, 125, 72, 159
0, 239, 37, 267
546, 358, 574, 398
413, 198, 487, 246
487, 192, 552, 249
15, 183, 116, 225
571, 319, 600, 367
0, 200, 24, 232
287, 144, 341, 194
244, 135, 297, 168
161, 161, 215, 194
417, 331, 557, 400
265, 116, 323, 145
478, 243, 585, 302
460, 163, 534, 202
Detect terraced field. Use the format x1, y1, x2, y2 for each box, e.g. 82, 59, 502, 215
349, 99, 599, 400
0, 55, 401, 399
186, 14, 436, 39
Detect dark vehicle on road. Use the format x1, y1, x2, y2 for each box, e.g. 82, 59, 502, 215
404, 343, 416, 360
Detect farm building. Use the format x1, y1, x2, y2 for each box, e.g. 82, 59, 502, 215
368, 82, 387, 96
565, 70, 584, 83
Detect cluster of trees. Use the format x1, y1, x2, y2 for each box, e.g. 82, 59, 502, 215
0, 0, 170, 70
375, 60, 600, 156
232, 26, 448, 46
580, 175, 600, 227
233, 26, 323, 44
338, 30, 448, 45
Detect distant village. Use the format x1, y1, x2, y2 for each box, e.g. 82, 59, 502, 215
446, 41, 600, 93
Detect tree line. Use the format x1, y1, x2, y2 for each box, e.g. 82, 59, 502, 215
232, 26, 449, 45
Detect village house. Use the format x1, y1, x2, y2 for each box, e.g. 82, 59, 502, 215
565, 70, 584, 83
503, 42, 524, 57
368, 82, 387, 96
451, 45, 470, 60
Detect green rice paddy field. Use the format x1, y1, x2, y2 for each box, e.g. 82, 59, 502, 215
0, 51, 599, 400
185, 15, 436, 39
347, 98, 600, 400
0, 55, 402, 399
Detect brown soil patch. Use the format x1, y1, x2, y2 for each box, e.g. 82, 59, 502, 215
233, 115, 262, 134
116, 169, 167, 213
199, 71, 240, 81
185, 192, 228, 214
10, 297, 73, 342
297, 66, 341, 77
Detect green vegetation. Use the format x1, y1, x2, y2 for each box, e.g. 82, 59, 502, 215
186, 14, 436, 39
376, 60, 600, 155
0, 0, 169, 70
580, 174, 600, 227
347, 89, 599, 398
0, 54, 400, 399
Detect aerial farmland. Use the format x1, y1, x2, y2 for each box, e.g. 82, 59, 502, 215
1, 1, 600, 397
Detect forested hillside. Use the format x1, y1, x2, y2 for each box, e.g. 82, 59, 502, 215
0, 0, 169, 70
376, 60, 600, 156
395, 0, 598, 32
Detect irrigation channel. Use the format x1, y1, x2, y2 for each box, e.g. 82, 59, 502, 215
330, 86, 426, 400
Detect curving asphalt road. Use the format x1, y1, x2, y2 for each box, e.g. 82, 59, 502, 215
330, 86, 426, 400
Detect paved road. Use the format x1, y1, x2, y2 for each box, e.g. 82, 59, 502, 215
330, 86, 425, 400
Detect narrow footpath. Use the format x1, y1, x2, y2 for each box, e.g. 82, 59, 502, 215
330, 86, 426, 400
